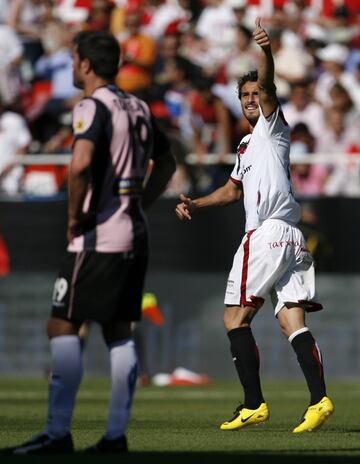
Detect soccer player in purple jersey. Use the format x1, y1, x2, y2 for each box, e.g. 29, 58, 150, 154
8, 31, 175, 455
176, 18, 334, 433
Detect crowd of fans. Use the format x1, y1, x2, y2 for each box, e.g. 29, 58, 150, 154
0, 0, 360, 198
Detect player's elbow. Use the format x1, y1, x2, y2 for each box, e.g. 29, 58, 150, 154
225, 181, 242, 204
70, 160, 90, 177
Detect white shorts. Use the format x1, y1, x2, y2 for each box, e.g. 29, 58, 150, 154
224, 219, 322, 316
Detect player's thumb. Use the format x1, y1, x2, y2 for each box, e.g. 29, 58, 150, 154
179, 193, 189, 202
255, 16, 261, 29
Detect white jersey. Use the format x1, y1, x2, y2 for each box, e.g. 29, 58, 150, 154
230, 105, 301, 231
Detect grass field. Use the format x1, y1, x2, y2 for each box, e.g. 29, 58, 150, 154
0, 378, 360, 463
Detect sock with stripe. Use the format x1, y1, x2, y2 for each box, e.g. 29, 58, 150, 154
228, 327, 265, 409
45, 335, 83, 439
105, 339, 138, 440
290, 328, 327, 405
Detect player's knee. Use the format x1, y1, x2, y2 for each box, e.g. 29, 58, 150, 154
47, 317, 80, 339
223, 307, 252, 331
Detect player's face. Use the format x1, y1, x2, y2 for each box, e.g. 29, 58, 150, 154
72, 46, 84, 89
240, 81, 260, 125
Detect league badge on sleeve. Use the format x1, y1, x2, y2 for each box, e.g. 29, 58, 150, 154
73, 99, 97, 135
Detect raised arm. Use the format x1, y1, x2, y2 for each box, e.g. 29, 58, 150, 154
175, 179, 242, 221
253, 17, 278, 117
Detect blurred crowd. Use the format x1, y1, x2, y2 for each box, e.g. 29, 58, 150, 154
0, 0, 360, 199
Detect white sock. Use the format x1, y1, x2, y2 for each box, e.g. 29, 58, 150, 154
105, 339, 138, 440
288, 327, 309, 343
45, 335, 83, 439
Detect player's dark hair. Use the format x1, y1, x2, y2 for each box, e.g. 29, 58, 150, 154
237, 70, 258, 98
73, 31, 121, 80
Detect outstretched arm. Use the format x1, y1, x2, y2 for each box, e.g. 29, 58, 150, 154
175, 179, 242, 221
142, 149, 176, 210
253, 17, 278, 117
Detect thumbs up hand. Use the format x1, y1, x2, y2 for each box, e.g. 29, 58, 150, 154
253, 17, 270, 49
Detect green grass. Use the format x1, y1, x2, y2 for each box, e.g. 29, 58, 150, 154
0, 378, 360, 463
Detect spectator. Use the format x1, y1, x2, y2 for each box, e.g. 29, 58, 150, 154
142, 0, 191, 40
83, 0, 114, 31
315, 43, 360, 109
177, 26, 216, 73
290, 123, 330, 197
186, 77, 233, 192
282, 81, 325, 139
328, 82, 360, 127
318, 107, 360, 197
213, 24, 259, 118
163, 55, 193, 136
195, 0, 237, 66
7, 0, 52, 76
32, 19, 81, 143
318, 106, 359, 156
0, 21, 24, 107
0, 99, 32, 195
152, 32, 201, 100
270, 28, 314, 101
227, 0, 248, 28
116, 8, 157, 99
53, 0, 91, 25
188, 78, 232, 162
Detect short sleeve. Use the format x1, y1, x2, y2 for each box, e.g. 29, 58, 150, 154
230, 153, 242, 184
258, 105, 289, 137
230, 135, 250, 184
72, 98, 109, 144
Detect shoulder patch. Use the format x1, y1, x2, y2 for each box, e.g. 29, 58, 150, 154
73, 99, 97, 135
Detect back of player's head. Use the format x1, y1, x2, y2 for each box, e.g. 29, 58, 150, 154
73, 31, 120, 81
237, 70, 258, 98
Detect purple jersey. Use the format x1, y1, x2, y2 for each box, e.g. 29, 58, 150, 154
68, 85, 169, 253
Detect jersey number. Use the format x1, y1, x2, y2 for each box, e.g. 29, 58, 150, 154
128, 111, 153, 173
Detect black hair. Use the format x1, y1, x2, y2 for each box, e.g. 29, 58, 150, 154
237, 70, 258, 98
171, 55, 192, 80
291, 122, 311, 136
237, 24, 252, 41
193, 74, 215, 91
73, 31, 121, 80
289, 79, 311, 90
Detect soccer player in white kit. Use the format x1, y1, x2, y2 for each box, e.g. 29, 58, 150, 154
176, 18, 334, 433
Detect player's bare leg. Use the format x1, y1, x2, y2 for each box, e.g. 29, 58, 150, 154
277, 305, 334, 432
83, 321, 135, 453
221, 304, 270, 430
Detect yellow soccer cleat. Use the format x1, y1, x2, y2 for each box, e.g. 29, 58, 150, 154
293, 396, 334, 433
220, 403, 270, 431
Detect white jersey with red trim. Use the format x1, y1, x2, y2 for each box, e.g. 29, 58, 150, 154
230, 105, 301, 232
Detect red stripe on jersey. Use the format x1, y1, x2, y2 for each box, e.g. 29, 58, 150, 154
230, 176, 241, 185
298, 299, 323, 311
240, 229, 256, 306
